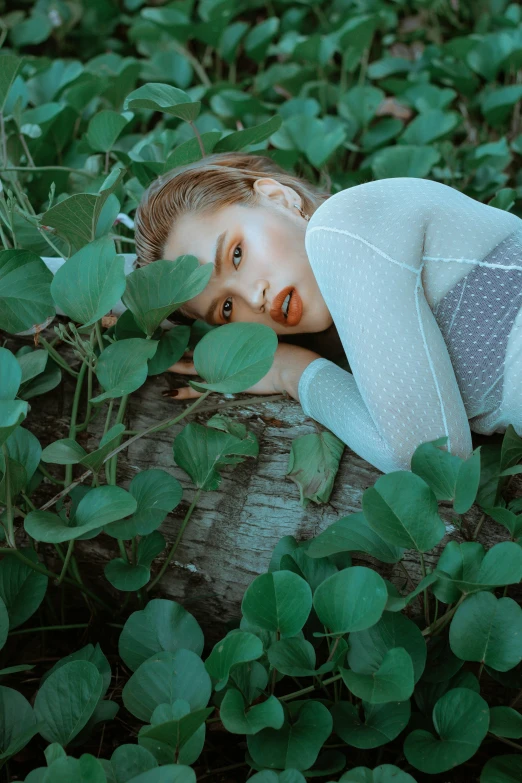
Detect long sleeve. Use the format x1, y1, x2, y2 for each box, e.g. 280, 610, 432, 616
297, 177, 521, 474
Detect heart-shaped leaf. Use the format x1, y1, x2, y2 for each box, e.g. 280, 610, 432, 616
205, 631, 263, 690
0, 685, 38, 761
411, 437, 481, 513
338, 766, 418, 782
241, 571, 312, 638
331, 700, 411, 749
102, 744, 158, 783
122, 650, 211, 722
449, 591, 522, 671
105, 468, 182, 538
220, 689, 284, 735
123, 83, 200, 122
480, 755, 522, 783
0, 547, 48, 629
435, 541, 522, 598
489, 706, 522, 739
0, 348, 22, 399
313, 567, 388, 636
341, 648, 414, 703
119, 599, 204, 672
87, 110, 131, 152
0, 401, 28, 448
285, 431, 344, 507
403, 688, 489, 774
105, 559, 150, 591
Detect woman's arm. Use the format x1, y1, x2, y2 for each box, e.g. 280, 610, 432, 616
297, 176, 505, 473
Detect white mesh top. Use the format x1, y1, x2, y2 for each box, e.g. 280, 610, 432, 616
298, 177, 522, 475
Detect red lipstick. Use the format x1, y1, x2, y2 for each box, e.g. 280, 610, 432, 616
270, 286, 303, 327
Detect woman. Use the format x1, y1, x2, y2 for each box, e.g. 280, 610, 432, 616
134, 152, 522, 475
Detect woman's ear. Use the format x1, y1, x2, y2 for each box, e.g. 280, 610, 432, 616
253, 178, 299, 210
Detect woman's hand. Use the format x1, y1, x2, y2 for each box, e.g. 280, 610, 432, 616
164, 343, 322, 402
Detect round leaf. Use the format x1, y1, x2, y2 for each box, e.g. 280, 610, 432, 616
339, 766, 418, 782
403, 688, 489, 774
205, 631, 263, 690
0, 249, 54, 334
122, 650, 211, 722
0, 685, 37, 760
331, 700, 411, 749
0, 348, 21, 399
241, 571, 312, 638
480, 755, 522, 783
123, 83, 200, 122
105, 468, 182, 539
0, 547, 48, 629
449, 592, 522, 671
105, 559, 150, 591
92, 338, 158, 402
348, 612, 427, 683
341, 648, 414, 704
313, 567, 388, 635
220, 689, 284, 735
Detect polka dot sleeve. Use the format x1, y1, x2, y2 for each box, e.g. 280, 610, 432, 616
297, 177, 522, 474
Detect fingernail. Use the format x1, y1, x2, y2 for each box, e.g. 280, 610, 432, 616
163, 389, 179, 397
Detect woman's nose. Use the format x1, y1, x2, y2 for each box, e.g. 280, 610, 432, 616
249, 279, 269, 311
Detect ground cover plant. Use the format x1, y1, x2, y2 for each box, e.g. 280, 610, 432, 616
1, 0, 522, 780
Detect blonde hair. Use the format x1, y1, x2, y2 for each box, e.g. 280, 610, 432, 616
134, 151, 331, 321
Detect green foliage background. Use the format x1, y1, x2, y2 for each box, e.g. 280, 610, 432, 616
0, 0, 522, 782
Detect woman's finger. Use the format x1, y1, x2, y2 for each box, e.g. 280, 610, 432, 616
162, 386, 205, 400
167, 360, 198, 374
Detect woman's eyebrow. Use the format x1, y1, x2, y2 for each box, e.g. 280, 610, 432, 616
205, 230, 228, 324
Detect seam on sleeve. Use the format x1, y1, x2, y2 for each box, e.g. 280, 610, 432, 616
415, 261, 451, 452
424, 254, 522, 271
306, 225, 419, 274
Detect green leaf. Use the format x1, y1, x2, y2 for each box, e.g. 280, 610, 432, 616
50, 237, 126, 327
247, 700, 332, 771
123, 83, 200, 122
205, 631, 263, 690
103, 744, 158, 783
192, 322, 278, 393
220, 689, 284, 735
435, 541, 522, 597
105, 468, 182, 538
306, 512, 405, 564
403, 688, 489, 774
0, 598, 7, 652
285, 431, 344, 507
80, 424, 126, 474
147, 327, 191, 376
243, 18, 280, 63
173, 420, 258, 491
384, 573, 438, 613
480, 755, 522, 783
34, 660, 104, 746
127, 767, 196, 783
341, 648, 414, 703
371, 145, 440, 179
362, 472, 445, 552
0, 685, 38, 761
411, 437, 481, 513
489, 706, 522, 739
0, 249, 54, 334
0, 456, 26, 505
42, 165, 125, 252
25, 485, 137, 543
0, 55, 24, 111
41, 753, 107, 782
41, 439, 88, 465
0, 401, 28, 448
0, 547, 48, 629
267, 637, 317, 677
137, 532, 166, 568
0, 348, 21, 399
482, 505, 522, 538
449, 591, 522, 671
313, 567, 388, 635
338, 766, 418, 782
41, 643, 111, 699
17, 350, 48, 386
87, 110, 131, 152
91, 338, 158, 402
137, 702, 211, 762
213, 116, 283, 153
119, 598, 204, 672
105, 559, 150, 591
241, 571, 312, 638
400, 109, 460, 145
122, 650, 211, 722
122, 257, 212, 337
331, 700, 411, 749
348, 612, 427, 683
17, 359, 61, 401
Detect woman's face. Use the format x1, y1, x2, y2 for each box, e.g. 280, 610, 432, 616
162, 177, 333, 335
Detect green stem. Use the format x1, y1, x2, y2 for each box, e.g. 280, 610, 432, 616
280, 674, 342, 702
118, 539, 129, 563
419, 552, 430, 626
1, 444, 15, 548
422, 593, 466, 637
109, 394, 128, 485
57, 540, 74, 585
65, 361, 87, 486
189, 121, 206, 158
39, 390, 213, 513
95, 320, 105, 354
8, 623, 89, 636
37, 463, 65, 485
147, 488, 203, 591
38, 228, 66, 260
473, 512, 487, 540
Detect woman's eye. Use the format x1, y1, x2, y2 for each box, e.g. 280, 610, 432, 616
222, 245, 242, 321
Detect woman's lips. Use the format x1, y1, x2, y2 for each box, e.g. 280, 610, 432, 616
270, 286, 303, 327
